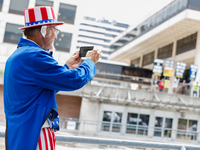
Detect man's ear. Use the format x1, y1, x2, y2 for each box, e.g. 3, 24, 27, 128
41, 26, 47, 38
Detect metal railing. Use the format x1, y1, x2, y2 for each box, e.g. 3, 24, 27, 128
0, 131, 199, 150
59, 118, 200, 144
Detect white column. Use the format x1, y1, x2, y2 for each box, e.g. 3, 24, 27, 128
168, 41, 176, 94
154, 48, 158, 59
139, 55, 143, 67
171, 112, 178, 141
194, 31, 200, 82
193, 31, 200, 97
148, 110, 155, 137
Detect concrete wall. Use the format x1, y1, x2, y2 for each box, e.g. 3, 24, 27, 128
79, 97, 100, 132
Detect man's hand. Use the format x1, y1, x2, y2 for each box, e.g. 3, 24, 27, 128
66, 51, 81, 69
86, 49, 101, 64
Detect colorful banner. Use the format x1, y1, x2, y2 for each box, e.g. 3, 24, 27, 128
189, 64, 198, 81
164, 79, 170, 89
175, 62, 186, 78
163, 60, 174, 77
153, 59, 163, 76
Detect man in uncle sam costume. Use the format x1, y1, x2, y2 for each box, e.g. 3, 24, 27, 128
4, 6, 101, 150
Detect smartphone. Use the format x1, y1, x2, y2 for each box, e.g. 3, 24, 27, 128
79, 46, 94, 57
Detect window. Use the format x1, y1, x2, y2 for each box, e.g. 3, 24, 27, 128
0, 0, 3, 11
35, 0, 53, 7
188, 0, 200, 11
55, 32, 72, 52
177, 118, 198, 141
154, 117, 173, 138
157, 43, 173, 59
142, 51, 155, 66
9, 0, 29, 15
102, 111, 111, 131
126, 113, 149, 136
4, 23, 23, 44
101, 111, 122, 132
176, 33, 197, 55
164, 118, 173, 138
131, 57, 140, 67
58, 3, 76, 24
112, 112, 122, 132
154, 117, 163, 137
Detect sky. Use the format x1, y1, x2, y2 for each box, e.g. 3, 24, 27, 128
79, 0, 174, 25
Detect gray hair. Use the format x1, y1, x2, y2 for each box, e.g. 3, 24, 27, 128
23, 26, 52, 38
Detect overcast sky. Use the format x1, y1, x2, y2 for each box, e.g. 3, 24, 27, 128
79, 0, 174, 25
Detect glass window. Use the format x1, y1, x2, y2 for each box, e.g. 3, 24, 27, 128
142, 51, 155, 66
112, 112, 122, 132
55, 32, 72, 52
176, 33, 197, 55
157, 43, 173, 59
126, 113, 149, 136
131, 57, 140, 67
138, 114, 149, 135
58, 3, 76, 24
101, 111, 111, 131
154, 117, 163, 137
164, 118, 173, 138
95, 62, 122, 79
154, 117, 173, 138
188, 120, 197, 140
0, 0, 3, 11
35, 0, 53, 7
9, 0, 29, 15
4, 23, 23, 44
126, 113, 138, 134
150, 17, 155, 27
188, 0, 200, 11
177, 118, 198, 141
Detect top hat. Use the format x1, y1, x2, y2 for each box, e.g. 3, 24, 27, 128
19, 6, 64, 30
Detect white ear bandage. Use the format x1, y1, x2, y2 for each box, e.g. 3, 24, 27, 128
41, 26, 47, 38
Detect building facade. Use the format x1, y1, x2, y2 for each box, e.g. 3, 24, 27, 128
109, 0, 200, 84
0, 0, 200, 148
77, 16, 129, 60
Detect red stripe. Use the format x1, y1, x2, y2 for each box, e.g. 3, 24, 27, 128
52, 130, 56, 149
40, 7, 48, 20
48, 129, 54, 150
43, 129, 49, 150
50, 7, 56, 19
28, 8, 36, 23
38, 135, 42, 150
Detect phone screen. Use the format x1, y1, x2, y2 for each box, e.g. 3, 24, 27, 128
79, 46, 94, 57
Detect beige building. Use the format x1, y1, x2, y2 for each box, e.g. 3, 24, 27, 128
109, 0, 200, 83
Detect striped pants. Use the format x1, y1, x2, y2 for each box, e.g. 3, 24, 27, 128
36, 128, 56, 150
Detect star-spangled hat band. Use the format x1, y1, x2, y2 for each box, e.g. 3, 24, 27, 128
19, 6, 64, 30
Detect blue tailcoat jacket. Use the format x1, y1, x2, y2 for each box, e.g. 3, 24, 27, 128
3, 38, 96, 150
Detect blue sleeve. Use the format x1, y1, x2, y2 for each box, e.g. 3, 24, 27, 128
33, 51, 96, 91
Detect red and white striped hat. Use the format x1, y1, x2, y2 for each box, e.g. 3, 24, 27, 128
19, 6, 64, 30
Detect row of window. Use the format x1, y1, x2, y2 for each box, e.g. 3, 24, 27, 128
80, 23, 124, 33
102, 111, 198, 141
95, 62, 152, 79
131, 32, 197, 66
1, 0, 76, 25
4, 23, 72, 52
